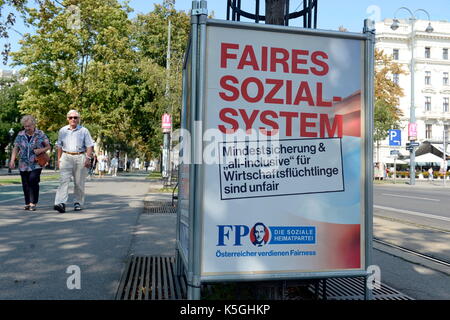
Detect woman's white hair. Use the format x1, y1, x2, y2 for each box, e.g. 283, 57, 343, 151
20, 115, 37, 126
67, 109, 80, 118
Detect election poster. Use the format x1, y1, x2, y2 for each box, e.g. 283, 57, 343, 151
198, 23, 367, 279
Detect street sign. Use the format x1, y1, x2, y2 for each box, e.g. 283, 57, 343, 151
390, 150, 400, 156
388, 129, 401, 146
161, 113, 172, 132
406, 142, 420, 147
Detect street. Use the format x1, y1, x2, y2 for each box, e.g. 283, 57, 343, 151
374, 182, 450, 230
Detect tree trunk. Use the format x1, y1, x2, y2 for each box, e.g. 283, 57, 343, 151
265, 0, 286, 25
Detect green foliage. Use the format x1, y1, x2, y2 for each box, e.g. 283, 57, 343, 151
10, 0, 191, 159
374, 49, 406, 143
133, 4, 190, 131
0, 0, 28, 63
0, 77, 25, 162
374, 100, 399, 143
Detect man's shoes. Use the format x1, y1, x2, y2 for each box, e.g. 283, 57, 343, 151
54, 203, 65, 213
74, 203, 82, 211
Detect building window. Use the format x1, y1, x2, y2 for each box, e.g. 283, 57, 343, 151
426, 124, 433, 139
425, 71, 431, 85
393, 49, 399, 60
444, 98, 449, 113
445, 125, 450, 140
444, 72, 449, 86
425, 96, 432, 111
393, 73, 399, 84
444, 48, 449, 60
425, 47, 431, 59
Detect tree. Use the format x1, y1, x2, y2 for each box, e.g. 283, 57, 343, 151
0, 77, 25, 163
265, 0, 286, 25
10, 1, 191, 160
133, 3, 190, 131
11, 0, 156, 154
0, 0, 28, 63
12, 0, 137, 129
374, 48, 407, 161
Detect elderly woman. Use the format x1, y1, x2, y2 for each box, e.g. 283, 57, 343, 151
9, 115, 51, 211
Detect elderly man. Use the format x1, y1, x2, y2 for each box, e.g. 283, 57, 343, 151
54, 110, 94, 213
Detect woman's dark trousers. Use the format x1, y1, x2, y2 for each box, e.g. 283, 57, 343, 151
20, 169, 42, 205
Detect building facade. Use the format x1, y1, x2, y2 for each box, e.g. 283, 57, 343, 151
375, 19, 450, 166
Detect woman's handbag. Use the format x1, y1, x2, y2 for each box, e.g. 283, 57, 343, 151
35, 152, 50, 167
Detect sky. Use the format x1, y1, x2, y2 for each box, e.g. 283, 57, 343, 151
1, 0, 450, 70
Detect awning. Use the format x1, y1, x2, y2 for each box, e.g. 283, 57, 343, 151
404, 153, 446, 164
384, 158, 408, 164
431, 144, 450, 154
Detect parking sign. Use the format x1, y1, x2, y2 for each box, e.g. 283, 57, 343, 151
388, 129, 401, 146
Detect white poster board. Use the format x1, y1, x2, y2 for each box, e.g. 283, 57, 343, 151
200, 24, 366, 279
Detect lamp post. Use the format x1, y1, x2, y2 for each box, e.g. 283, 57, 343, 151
390, 7, 433, 185
442, 123, 448, 186
8, 128, 14, 174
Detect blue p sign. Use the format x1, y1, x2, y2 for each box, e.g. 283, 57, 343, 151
388, 129, 401, 146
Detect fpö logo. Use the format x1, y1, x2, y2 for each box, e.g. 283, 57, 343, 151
217, 223, 315, 247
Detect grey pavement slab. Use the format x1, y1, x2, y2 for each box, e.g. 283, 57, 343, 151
373, 247, 450, 300
373, 216, 450, 300
0, 173, 153, 300
131, 193, 177, 257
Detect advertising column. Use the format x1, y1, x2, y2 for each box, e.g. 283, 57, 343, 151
200, 23, 367, 279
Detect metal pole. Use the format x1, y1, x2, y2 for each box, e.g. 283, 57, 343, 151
8, 129, 14, 174
394, 157, 397, 184
193, 0, 208, 301
165, 19, 172, 186
187, 5, 198, 300
363, 18, 375, 301
188, 0, 208, 300
409, 17, 416, 185
444, 127, 446, 186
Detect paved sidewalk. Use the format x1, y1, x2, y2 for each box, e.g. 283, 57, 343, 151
373, 216, 450, 300
131, 191, 177, 257
376, 177, 450, 188
0, 167, 58, 176
0, 172, 156, 299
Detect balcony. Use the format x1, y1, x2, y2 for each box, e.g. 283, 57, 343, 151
420, 110, 450, 120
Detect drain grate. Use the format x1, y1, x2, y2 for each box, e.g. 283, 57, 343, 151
144, 201, 177, 214
308, 277, 413, 300
116, 255, 187, 300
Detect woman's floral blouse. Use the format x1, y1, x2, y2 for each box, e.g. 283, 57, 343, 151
13, 129, 50, 171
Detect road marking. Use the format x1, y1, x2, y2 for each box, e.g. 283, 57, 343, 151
381, 193, 440, 202
374, 205, 450, 222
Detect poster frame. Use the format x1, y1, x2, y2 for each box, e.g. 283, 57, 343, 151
179, 14, 374, 299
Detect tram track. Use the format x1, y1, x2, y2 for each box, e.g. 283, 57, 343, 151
373, 237, 450, 269
372, 212, 450, 275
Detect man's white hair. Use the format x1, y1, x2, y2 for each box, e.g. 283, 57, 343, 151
67, 109, 80, 117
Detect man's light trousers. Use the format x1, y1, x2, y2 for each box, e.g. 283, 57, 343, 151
54, 153, 87, 206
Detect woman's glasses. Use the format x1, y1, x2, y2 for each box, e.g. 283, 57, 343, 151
68, 116, 79, 120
